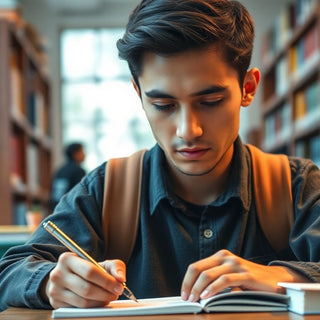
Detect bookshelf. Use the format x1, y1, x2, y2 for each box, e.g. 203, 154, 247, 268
0, 17, 51, 225
261, 0, 320, 169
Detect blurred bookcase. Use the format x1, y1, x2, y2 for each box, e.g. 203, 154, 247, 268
0, 10, 52, 225
261, 0, 320, 168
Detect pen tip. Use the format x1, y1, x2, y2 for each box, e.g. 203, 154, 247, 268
122, 283, 138, 303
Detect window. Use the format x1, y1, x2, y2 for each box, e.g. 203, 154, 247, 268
60, 28, 155, 170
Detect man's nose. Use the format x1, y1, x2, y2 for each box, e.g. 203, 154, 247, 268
176, 107, 203, 141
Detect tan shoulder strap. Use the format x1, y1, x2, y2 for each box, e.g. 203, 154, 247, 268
247, 144, 294, 252
102, 149, 146, 262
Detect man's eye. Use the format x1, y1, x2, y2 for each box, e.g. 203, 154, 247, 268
201, 99, 223, 107
153, 103, 175, 111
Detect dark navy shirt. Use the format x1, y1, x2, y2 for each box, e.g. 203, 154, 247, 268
1, 137, 320, 310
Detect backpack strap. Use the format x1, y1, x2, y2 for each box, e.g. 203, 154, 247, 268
102, 149, 146, 262
247, 144, 294, 253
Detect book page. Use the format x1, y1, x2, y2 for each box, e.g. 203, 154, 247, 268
107, 296, 186, 309
52, 297, 201, 318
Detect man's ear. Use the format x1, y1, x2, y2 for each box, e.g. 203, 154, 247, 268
241, 68, 260, 107
131, 77, 141, 98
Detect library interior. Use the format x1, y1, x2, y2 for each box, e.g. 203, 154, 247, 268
0, 0, 320, 318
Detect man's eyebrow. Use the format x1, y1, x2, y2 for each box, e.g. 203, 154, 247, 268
144, 86, 227, 99
144, 89, 175, 99
191, 85, 227, 97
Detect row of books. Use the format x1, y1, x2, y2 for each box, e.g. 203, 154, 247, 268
10, 52, 49, 138
295, 134, 320, 168
295, 0, 318, 26
264, 78, 320, 150
27, 89, 48, 137
289, 23, 319, 83
10, 133, 25, 193
293, 80, 320, 132
274, 23, 319, 97
11, 137, 44, 196
264, 103, 291, 151
262, 0, 317, 66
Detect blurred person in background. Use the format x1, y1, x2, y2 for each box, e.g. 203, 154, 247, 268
50, 142, 86, 210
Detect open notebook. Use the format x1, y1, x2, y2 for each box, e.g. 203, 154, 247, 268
52, 290, 289, 318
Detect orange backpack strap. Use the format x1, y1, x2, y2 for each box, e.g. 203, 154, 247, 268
102, 149, 146, 262
247, 144, 294, 252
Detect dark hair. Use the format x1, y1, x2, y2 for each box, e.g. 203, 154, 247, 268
117, 0, 254, 87
65, 143, 83, 161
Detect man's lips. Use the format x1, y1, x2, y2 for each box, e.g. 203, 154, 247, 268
177, 147, 210, 160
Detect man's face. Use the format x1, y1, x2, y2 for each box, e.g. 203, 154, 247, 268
74, 147, 85, 163
136, 45, 249, 177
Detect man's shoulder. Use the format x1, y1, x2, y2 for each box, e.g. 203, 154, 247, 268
81, 161, 107, 185
288, 155, 320, 176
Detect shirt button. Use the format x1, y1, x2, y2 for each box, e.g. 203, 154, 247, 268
203, 229, 213, 239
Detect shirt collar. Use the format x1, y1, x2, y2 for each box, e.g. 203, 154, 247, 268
212, 137, 251, 212
147, 137, 252, 215
148, 144, 170, 215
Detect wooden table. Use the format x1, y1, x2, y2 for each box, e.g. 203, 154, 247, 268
1, 308, 320, 320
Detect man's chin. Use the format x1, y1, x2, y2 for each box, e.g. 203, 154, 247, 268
173, 163, 215, 177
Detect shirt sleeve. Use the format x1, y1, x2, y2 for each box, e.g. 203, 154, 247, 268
0, 163, 106, 311
269, 158, 320, 282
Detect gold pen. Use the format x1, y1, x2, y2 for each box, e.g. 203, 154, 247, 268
43, 220, 138, 303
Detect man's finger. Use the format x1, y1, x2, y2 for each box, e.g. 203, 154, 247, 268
102, 259, 127, 283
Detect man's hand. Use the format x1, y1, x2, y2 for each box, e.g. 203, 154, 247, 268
44, 252, 126, 309
181, 249, 310, 302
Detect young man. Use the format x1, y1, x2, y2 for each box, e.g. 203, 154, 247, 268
1, 0, 320, 311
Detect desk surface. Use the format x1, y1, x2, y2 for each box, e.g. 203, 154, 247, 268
1, 308, 320, 320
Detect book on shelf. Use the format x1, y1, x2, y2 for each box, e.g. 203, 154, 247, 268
26, 84, 48, 137
304, 23, 318, 61
10, 134, 24, 185
275, 56, 288, 96
293, 81, 320, 132
305, 80, 320, 115
288, 45, 298, 75
10, 52, 24, 117
295, 0, 318, 26
279, 282, 320, 315
294, 90, 307, 121
52, 291, 289, 318
26, 143, 40, 194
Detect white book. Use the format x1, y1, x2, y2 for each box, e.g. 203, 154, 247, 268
52, 291, 289, 318
278, 282, 320, 315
